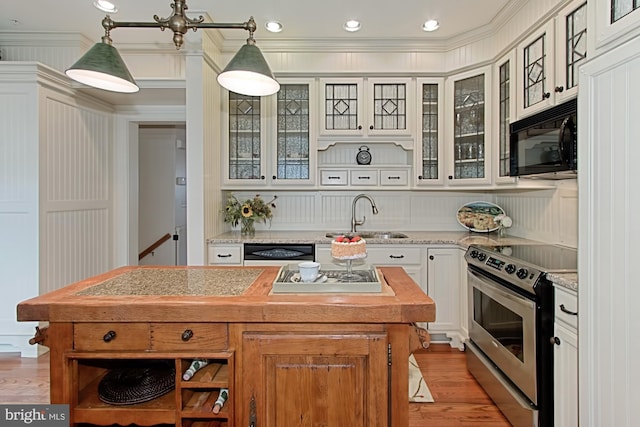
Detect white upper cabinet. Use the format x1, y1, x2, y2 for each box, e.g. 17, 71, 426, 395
445, 66, 493, 186
555, 0, 588, 104
415, 78, 445, 186
318, 78, 415, 147
223, 91, 267, 186
516, 19, 557, 118
493, 51, 517, 184
223, 79, 317, 188
516, 0, 587, 119
270, 79, 317, 187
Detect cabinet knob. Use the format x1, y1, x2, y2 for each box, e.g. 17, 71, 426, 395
448, 175, 453, 180
555, 86, 565, 93
103, 330, 116, 342
272, 175, 277, 180
550, 336, 561, 345
357, 125, 363, 130
182, 329, 194, 341
429, 255, 434, 260
418, 175, 423, 180
260, 175, 265, 180
369, 125, 374, 130
543, 92, 551, 99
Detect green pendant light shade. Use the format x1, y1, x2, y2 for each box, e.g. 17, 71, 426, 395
217, 41, 280, 97
66, 41, 139, 93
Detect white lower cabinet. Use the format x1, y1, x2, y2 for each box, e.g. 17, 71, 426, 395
316, 244, 422, 285
553, 285, 578, 427
424, 247, 464, 349
208, 243, 243, 265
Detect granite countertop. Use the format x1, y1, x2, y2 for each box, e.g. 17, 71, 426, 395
547, 272, 578, 292
207, 230, 579, 291
207, 230, 538, 248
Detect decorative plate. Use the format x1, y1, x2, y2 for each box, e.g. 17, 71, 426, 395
456, 201, 505, 233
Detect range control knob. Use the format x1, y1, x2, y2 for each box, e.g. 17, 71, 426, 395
470, 250, 479, 259
505, 264, 517, 274
516, 268, 529, 279
477, 253, 487, 262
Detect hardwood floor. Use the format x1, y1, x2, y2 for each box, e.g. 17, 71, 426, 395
0, 344, 510, 426
411, 344, 510, 426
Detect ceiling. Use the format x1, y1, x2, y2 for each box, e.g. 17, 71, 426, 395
2, 0, 514, 47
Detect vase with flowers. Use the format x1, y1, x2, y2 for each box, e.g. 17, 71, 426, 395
222, 192, 277, 236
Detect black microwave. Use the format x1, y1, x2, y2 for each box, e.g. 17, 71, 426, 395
510, 98, 577, 178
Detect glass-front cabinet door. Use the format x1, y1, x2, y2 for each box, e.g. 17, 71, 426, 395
319, 78, 414, 139
415, 78, 444, 186
494, 51, 516, 184
556, 0, 587, 104
517, 20, 555, 118
271, 79, 316, 186
225, 92, 265, 184
224, 80, 316, 187
446, 67, 492, 185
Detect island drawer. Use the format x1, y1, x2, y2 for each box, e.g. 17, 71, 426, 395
74, 323, 150, 351
150, 323, 228, 350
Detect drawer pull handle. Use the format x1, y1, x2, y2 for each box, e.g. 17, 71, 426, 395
560, 304, 578, 316
328, 176, 341, 180
389, 254, 405, 259
182, 329, 194, 341
387, 176, 401, 180
358, 176, 371, 179
103, 330, 116, 342
217, 253, 232, 258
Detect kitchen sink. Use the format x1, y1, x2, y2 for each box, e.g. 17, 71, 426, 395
325, 231, 408, 239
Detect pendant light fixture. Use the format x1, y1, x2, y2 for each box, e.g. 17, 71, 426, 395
65, 0, 279, 96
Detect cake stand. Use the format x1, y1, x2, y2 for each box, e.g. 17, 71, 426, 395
332, 253, 367, 281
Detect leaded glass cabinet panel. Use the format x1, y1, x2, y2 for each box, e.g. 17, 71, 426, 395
498, 60, 511, 178
416, 78, 443, 185
228, 92, 263, 181
452, 73, 485, 180
275, 83, 311, 181
612, 0, 640, 22
556, 0, 587, 104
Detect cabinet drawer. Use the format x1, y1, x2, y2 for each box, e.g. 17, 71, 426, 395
366, 246, 422, 265
555, 286, 578, 330
320, 170, 348, 185
208, 245, 242, 265
75, 323, 150, 351
380, 170, 408, 186
150, 323, 228, 350
350, 170, 378, 186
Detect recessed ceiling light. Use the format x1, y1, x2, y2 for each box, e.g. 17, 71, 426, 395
344, 19, 361, 32
93, 0, 118, 13
422, 19, 439, 32
265, 21, 283, 33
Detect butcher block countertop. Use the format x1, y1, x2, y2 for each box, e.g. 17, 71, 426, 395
17, 265, 435, 324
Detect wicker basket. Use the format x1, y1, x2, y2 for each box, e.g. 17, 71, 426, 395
98, 361, 175, 405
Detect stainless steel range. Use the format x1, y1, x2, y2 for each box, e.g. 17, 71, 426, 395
464, 244, 577, 427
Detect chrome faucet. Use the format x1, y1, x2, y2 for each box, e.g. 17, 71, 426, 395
351, 194, 379, 233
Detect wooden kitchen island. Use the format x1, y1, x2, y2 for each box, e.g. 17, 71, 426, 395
17, 266, 435, 427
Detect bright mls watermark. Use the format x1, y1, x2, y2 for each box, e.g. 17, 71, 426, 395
1, 405, 68, 426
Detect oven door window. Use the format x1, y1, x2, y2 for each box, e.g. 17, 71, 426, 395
473, 287, 524, 362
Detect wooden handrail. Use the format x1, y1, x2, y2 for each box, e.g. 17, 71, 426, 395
139, 233, 172, 261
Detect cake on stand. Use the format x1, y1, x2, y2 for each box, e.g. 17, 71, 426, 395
330, 236, 367, 281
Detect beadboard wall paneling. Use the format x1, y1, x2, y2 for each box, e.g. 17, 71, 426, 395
0, 32, 89, 73
495, 181, 578, 247
43, 209, 110, 294
0, 85, 40, 357
40, 89, 113, 293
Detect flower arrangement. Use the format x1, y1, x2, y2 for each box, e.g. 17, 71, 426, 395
222, 192, 277, 235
